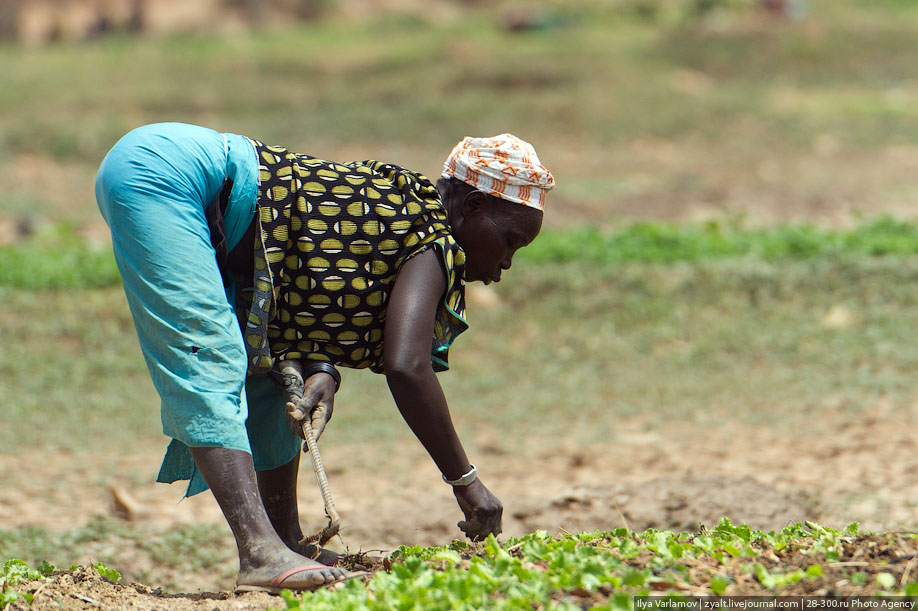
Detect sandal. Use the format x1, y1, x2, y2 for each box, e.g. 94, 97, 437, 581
235, 565, 368, 595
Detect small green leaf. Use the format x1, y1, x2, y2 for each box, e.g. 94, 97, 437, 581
1, 559, 40, 585
710, 575, 730, 595
623, 568, 647, 586
723, 544, 742, 558
36, 561, 56, 576
278, 589, 299, 606
753, 564, 780, 589
483, 534, 502, 557
875, 572, 896, 590
1, 589, 22, 608
805, 564, 823, 578
431, 550, 462, 565
93, 562, 121, 584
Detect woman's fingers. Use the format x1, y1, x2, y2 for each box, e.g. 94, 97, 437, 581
285, 395, 334, 440
286, 400, 307, 438
310, 401, 332, 440
453, 479, 503, 541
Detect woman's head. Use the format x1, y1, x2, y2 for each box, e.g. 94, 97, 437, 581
438, 177, 542, 284
438, 134, 555, 284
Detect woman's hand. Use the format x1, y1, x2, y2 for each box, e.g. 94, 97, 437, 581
453, 479, 503, 541
285, 372, 336, 440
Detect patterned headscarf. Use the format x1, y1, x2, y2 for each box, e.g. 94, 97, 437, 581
441, 133, 555, 211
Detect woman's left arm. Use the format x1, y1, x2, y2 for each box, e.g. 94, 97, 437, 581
384, 248, 502, 541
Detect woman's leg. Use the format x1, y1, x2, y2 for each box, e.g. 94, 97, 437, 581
244, 374, 340, 565
256, 453, 340, 565
190, 447, 346, 587
95, 125, 348, 589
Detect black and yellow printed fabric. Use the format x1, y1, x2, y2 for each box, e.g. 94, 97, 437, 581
238, 139, 468, 374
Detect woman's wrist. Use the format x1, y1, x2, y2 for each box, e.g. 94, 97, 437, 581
302, 361, 341, 392
443, 464, 478, 487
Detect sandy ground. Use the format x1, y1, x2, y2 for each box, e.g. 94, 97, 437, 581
3, 204, 917, 610
2, 401, 917, 600
3, 121, 918, 609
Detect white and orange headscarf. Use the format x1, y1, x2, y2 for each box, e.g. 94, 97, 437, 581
442, 134, 555, 212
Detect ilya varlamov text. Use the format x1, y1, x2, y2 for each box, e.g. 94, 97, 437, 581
634, 599, 917, 611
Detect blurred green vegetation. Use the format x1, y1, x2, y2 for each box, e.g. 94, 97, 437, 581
0, 224, 120, 289
452, 255, 918, 442
519, 217, 918, 264
2, 247, 916, 454
2, 217, 915, 454
3, 217, 918, 289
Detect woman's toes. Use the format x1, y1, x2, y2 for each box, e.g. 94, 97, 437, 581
274, 566, 335, 589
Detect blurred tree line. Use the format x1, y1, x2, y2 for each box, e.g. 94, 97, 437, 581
0, 0, 804, 46
0, 0, 327, 45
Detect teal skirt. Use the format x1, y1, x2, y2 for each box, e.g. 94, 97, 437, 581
94, 122, 301, 496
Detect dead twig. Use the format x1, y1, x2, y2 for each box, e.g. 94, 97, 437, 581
612, 496, 631, 531
901, 557, 917, 588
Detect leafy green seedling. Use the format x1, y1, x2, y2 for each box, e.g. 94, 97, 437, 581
709, 575, 731, 595
805, 564, 823, 578
875, 572, 896, 591
93, 562, 121, 584
1, 559, 46, 610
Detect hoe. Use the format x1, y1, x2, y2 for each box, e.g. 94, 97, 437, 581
272, 360, 342, 547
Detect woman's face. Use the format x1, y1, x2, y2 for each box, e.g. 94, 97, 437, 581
451, 192, 542, 284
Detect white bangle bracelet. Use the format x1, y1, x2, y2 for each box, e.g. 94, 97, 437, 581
442, 464, 477, 486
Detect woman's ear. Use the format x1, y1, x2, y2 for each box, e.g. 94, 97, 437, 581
460, 190, 489, 217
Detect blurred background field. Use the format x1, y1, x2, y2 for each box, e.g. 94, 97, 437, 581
4, 0, 918, 236
2, 0, 918, 595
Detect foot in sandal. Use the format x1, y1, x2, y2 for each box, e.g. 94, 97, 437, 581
288, 541, 340, 566
235, 549, 353, 593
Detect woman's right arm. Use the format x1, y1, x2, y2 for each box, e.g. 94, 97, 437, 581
382, 248, 502, 541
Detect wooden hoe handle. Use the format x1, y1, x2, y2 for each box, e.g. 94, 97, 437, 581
301, 419, 341, 546
274, 359, 342, 547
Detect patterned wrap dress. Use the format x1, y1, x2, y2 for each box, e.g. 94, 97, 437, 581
95, 123, 469, 496
239, 140, 468, 375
